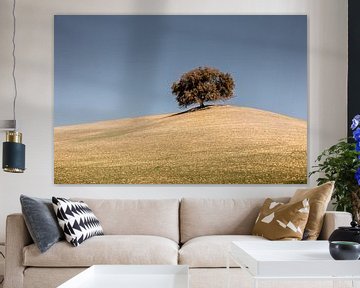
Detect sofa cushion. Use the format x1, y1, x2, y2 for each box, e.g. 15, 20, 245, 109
23, 235, 178, 267
52, 197, 104, 247
24, 268, 86, 288
180, 198, 289, 243
20, 195, 64, 253
179, 235, 267, 268
290, 181, 334, 240
72, 198, 179, 243
252, 198, 310, 240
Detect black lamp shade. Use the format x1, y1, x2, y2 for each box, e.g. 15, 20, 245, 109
3, 141, 25, 173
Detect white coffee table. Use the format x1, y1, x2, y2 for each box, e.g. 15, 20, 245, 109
58, 265, 189, 288
228, 241, 360, 288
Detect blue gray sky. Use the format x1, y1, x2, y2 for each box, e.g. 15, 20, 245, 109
54, 15, 307, 126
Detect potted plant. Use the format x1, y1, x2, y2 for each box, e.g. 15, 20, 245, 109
310, 115, 360, 222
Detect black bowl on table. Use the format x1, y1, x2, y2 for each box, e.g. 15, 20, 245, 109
329, 241, 360, 260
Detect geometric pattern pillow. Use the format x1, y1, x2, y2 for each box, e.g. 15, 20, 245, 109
252, 198, 310, 240
290, 181, 334, 240
52, 197, 104, 247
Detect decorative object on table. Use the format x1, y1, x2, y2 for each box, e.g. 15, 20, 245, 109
52, 197, 104, 247
329, 220, 360, 244
252, 198, 310, 240
289, 181, 334, 240
54, 15, 307, 185
329, 241, 360, 260
1, 0, 25, 173
20, 195, 64, 253
310, 114, 360, 222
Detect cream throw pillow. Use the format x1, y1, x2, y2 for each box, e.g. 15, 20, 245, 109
289, 181, 334, 240
252, 198, 310, 240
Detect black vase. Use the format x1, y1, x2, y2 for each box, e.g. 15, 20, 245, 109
328, 221, 360, 244
329, 241, 360, 260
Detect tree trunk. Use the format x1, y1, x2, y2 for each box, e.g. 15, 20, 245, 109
199, 100, 205, 108
351, 190, 360, 223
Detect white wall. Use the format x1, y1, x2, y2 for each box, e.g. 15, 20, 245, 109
0, 0, 348, 242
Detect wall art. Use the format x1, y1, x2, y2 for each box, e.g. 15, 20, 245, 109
54, 15, 307, 184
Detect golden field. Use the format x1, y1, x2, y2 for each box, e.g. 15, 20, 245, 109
54, 105, 307, 184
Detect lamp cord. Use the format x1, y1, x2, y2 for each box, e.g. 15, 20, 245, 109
11, 0, 18, 129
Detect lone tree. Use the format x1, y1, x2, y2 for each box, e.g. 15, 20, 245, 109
171, 66, 235, 109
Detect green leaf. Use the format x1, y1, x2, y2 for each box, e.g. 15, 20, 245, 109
309, 138, 360, 215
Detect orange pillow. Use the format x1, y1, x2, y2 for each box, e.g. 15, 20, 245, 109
252, 198, 310, 240
289, 181, 334, 240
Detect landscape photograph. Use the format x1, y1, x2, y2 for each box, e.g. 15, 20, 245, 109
54, 15, 307, 184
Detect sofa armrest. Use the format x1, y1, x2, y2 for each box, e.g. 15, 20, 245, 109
4, 214, 32, 288
318, 211, 352, 240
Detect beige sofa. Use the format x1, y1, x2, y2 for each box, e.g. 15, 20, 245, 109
4, 198, 352, 288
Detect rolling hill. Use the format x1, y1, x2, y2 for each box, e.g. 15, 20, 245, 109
54, 105, 307, 184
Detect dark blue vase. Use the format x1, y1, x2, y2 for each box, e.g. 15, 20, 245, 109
329, 241, 360, 260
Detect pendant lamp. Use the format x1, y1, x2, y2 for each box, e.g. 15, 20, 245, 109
1, 0, 26, 173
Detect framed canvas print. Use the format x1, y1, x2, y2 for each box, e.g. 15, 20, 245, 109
54, 15, 307, 184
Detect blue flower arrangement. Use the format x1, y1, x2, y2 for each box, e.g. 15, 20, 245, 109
310, 115, 360, 220
352, 115, 360, 185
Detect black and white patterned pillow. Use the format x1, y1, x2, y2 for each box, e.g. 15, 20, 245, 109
52, 197, 104, 247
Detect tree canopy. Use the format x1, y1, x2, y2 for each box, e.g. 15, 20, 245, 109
171, 67, 235, 109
